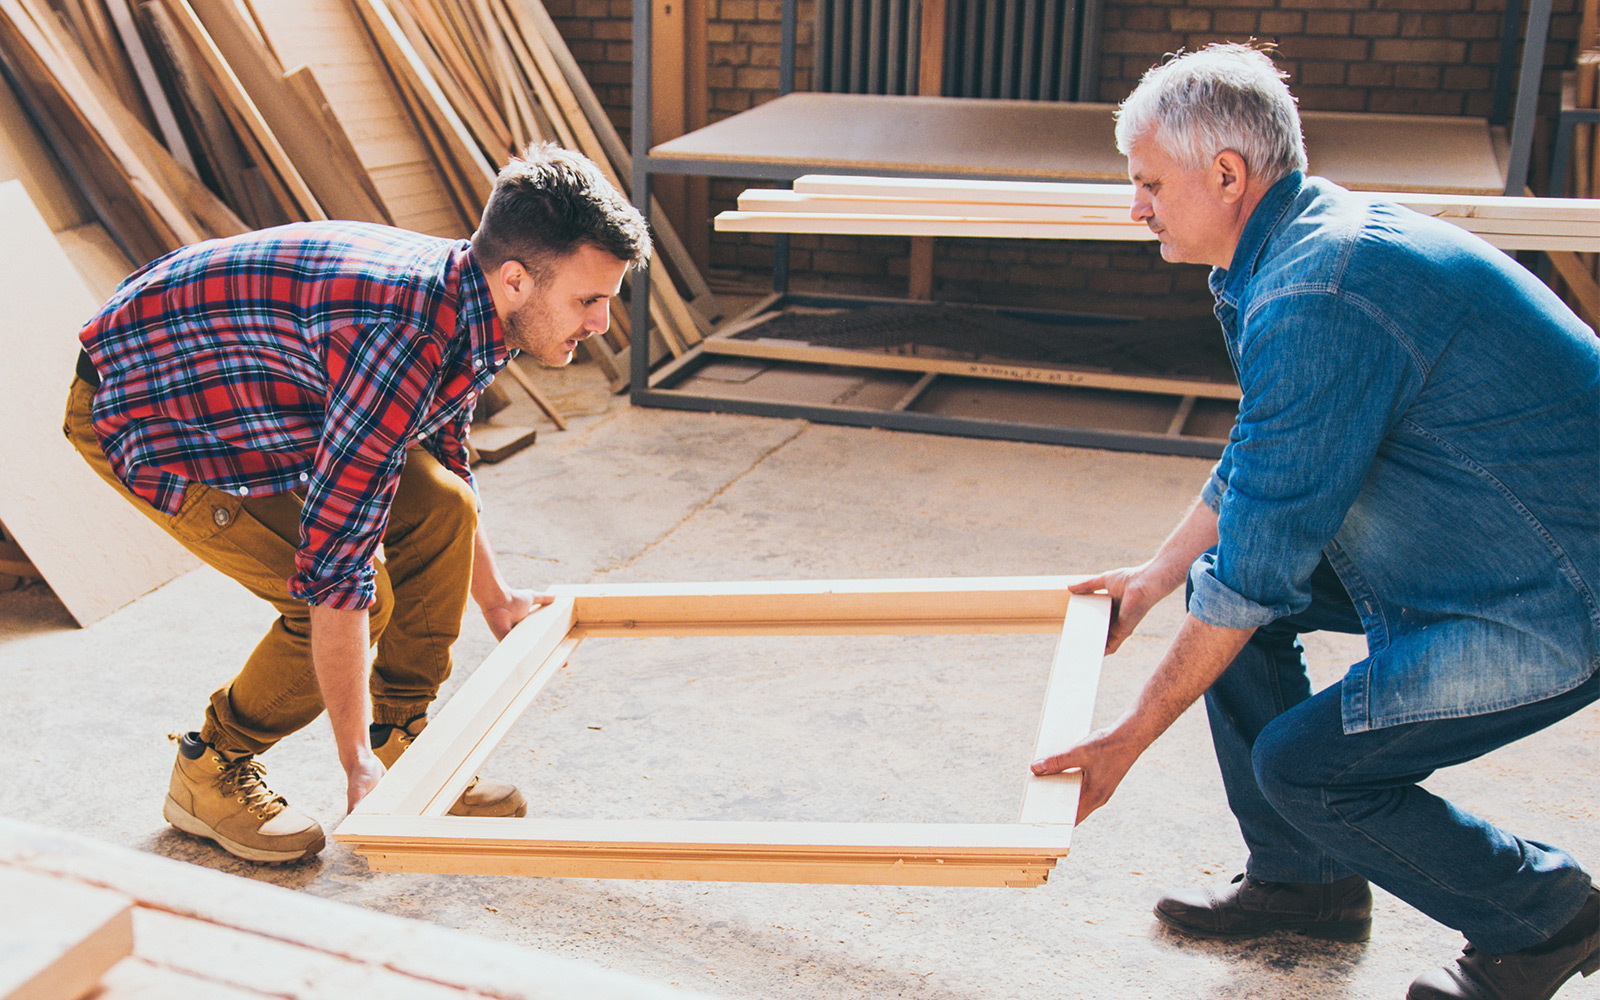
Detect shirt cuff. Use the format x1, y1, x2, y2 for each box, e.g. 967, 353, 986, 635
1186, 552, 1286, 631
1200, 468, 1227, 514
288, 567, 377, 610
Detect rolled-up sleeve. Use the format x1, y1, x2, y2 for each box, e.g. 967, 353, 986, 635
1187, 290, 1423, 631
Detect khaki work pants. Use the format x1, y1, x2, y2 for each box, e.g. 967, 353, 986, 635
64, 377, 477, 756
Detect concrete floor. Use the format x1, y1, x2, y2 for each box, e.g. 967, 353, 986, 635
2, 358, 1595, 1000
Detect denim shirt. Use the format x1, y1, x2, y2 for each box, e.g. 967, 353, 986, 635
1190, 172, 1600, 733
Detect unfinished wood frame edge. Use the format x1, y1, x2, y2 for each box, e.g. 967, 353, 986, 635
336, 577, 1110, 886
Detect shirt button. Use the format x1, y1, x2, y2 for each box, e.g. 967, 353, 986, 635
237, 487, 249, 496
213, 508, 231, 527
299, 473, 309, 483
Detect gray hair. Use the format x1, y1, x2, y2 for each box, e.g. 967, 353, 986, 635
1115, 44, 1307, 185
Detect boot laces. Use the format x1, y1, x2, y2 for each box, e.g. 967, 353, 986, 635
219, 757, 287, 820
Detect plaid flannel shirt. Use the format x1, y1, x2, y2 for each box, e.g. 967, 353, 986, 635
79, 222, 508, 610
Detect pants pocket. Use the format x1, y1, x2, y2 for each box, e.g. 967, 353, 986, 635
167, 484, 244, 545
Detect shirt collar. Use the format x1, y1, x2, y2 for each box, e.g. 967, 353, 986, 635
456, 243, 509, 376
1209, 170, 1306, 307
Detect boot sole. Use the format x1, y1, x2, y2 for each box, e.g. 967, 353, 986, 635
163, 795, 325, 864
1154, 905, 1372, 942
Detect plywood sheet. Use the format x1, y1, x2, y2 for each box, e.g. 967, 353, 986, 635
243, 0, 468, 235
0, 180, 196, 627
653, 93, 1507, 194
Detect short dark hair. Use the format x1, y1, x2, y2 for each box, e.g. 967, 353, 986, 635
471, 142, 652, 283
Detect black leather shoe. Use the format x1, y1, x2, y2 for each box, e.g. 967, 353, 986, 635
1407, 886, 1600, 1000
1154, 872, 1372, 941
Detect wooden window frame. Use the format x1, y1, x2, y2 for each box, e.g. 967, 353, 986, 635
334, 578, 1110, 888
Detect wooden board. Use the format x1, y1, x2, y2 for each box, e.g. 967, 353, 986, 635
0, 64, 90, 232
0, 181, 196, 626
336, 578, 1111, 887
721, 178, 1600, 252
0, 818, 718, 1000
242, 0, 470, 236
0, 866, 133, 1000
650, 93, 1508, 194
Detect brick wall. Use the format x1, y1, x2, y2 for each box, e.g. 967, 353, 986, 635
547, 0, 1584, 319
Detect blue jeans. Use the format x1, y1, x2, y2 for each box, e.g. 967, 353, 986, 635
1197, 556, 1597, 953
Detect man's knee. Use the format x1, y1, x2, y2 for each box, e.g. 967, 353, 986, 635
1251, 711, 1319, 815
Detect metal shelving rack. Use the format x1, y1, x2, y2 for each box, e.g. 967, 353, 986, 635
624, 0, 1556, 457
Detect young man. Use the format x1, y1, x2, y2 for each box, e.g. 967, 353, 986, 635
1032, 45, 1599, 1000
65, 143, 651, 864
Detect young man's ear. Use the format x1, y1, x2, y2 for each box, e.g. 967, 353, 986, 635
497, 259, 532, 305
1213, 150, 1250, 204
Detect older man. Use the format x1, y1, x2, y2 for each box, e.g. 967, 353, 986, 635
66, 143, 650, 864
1032, 45, 1599, 1000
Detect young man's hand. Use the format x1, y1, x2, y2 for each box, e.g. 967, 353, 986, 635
480, 588, 554, 641
345, 752, 386, 812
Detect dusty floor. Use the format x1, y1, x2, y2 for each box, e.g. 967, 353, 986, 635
2, 359, 1595, 1000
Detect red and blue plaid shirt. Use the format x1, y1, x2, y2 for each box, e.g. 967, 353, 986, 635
79, 222, 508, 610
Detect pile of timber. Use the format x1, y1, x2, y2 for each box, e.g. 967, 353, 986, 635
719, 174, 1600, 329
0, 0, 719, 385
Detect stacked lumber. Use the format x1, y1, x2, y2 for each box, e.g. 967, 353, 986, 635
718, 175, 1600, 255
0, 0, 719, 388
0, 816, 722, 999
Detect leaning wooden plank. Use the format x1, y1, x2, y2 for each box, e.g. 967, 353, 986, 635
495, 0, 702, 350
0, 0, 204, 258
156, 0, 325, 219
0, 65, 91, 231
0, 866, 133, 1000
509, 0, 720, 318
348, 0, 492, 220
0, 183, 196, 626
189, 0, 387, 223
281, 67, 392, 223
1019, 593, 1110, 825
243, 0, 467, 236
354, 598, 579, 817
103, 0, 197, 173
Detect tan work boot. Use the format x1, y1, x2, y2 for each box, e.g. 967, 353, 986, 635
162, 732, 325, 863
370, 716, 527, 817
